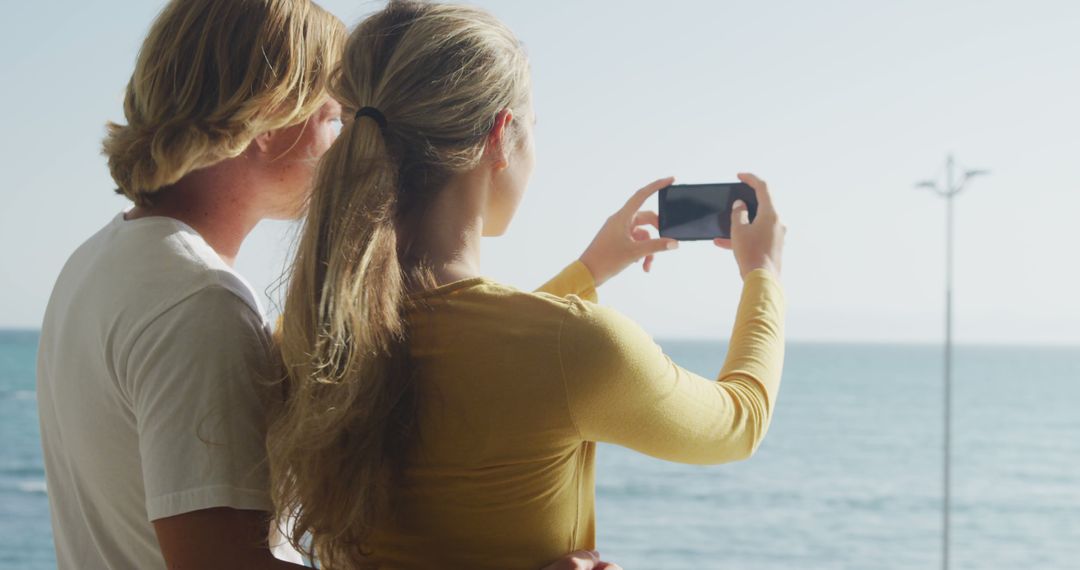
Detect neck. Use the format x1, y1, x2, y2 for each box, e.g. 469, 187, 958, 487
408, 169, 490, 284
124, 161, 266, 267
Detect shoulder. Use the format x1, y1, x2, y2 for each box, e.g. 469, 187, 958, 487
407, 280, 606, 348
161, 284, 266, 331
116, 225, 269, 355
411, 278, 585, 321
71, 214, 266, 320
493, 281, 617, 336
107, 217, 268, 327
459, 280, 645, 338
121, 284, 275, 402
127, 285, 272, 373
164, 230, 265, 319
555, 295, 663, 375
557, 294, 647, 340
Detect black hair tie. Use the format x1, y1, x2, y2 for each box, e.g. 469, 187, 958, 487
354, 106, 387, 129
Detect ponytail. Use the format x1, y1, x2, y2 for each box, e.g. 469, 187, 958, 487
267, 1, 532, 565
270, 99, 433, 563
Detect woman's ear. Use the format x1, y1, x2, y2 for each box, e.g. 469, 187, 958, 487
486, 108, 514, 171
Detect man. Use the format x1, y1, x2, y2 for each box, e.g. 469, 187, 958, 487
36, 1, 617, 568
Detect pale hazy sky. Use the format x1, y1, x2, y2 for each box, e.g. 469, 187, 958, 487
1, 0, 1077, 344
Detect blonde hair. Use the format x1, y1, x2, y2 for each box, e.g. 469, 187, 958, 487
102, 0, 345, 206
267, 0, 531, 565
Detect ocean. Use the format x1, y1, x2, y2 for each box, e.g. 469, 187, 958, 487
2, 331, 1078, 569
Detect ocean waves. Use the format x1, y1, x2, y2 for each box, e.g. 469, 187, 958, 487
0, 389, 36, 401
12, 480, 47, 495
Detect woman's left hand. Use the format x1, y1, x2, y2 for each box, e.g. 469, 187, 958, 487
577, 176, 680, 287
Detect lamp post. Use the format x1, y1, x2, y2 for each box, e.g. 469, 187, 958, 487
916, 154, 988, 570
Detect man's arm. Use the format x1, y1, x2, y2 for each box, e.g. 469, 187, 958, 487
125, 287, 281, 566
155, 509, 621, 570
154, 509, 305, 570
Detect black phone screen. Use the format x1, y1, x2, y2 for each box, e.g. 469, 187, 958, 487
658, 182, 758, 240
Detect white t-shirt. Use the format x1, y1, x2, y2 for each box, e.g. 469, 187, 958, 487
37, 211, 278, 570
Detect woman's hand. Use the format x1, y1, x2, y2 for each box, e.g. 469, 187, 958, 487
722, 172, 785, 280
541, 549, 622, 570
578, 177, 681, 287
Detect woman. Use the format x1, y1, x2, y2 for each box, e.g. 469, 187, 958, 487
268, 1, 786, 568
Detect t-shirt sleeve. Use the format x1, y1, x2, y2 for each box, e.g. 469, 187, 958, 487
558, 269, 785, 464
534, 259, 598, 303
124, 285, 275, 521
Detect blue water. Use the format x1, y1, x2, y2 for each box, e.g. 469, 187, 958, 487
1, 331, 53, 570
2, 331, 1078, 569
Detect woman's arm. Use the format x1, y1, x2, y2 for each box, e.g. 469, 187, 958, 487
558, 269, 785, 463
560, 172, 786, 463
534, 259, 598, 302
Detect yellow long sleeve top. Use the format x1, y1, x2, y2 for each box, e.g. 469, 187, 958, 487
370, 260, 786, 569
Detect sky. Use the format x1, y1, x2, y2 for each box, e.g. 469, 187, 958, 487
1, 0, 1077, 345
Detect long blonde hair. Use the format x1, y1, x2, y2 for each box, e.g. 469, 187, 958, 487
267, 0, 531, 565
102, 0, 345, 206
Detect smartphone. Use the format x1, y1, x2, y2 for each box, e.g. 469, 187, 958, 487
658, 182, 758, 240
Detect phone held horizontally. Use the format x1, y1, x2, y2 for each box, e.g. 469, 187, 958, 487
658, 182, 759, 240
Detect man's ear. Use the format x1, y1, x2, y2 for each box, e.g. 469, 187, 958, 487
252, 130, 276, 157
486, 108, 514, 171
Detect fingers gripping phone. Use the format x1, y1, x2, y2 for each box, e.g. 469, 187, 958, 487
658, 182, 759, 240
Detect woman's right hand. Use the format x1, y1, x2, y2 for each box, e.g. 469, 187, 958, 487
541, 549, 622, 570
714, 172, 785, 280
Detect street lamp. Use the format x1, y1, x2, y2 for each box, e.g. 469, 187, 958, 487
916, 153, 988, 570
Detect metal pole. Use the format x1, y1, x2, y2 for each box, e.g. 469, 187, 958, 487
943, 154, 954, 570
916, 155, 986, 570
